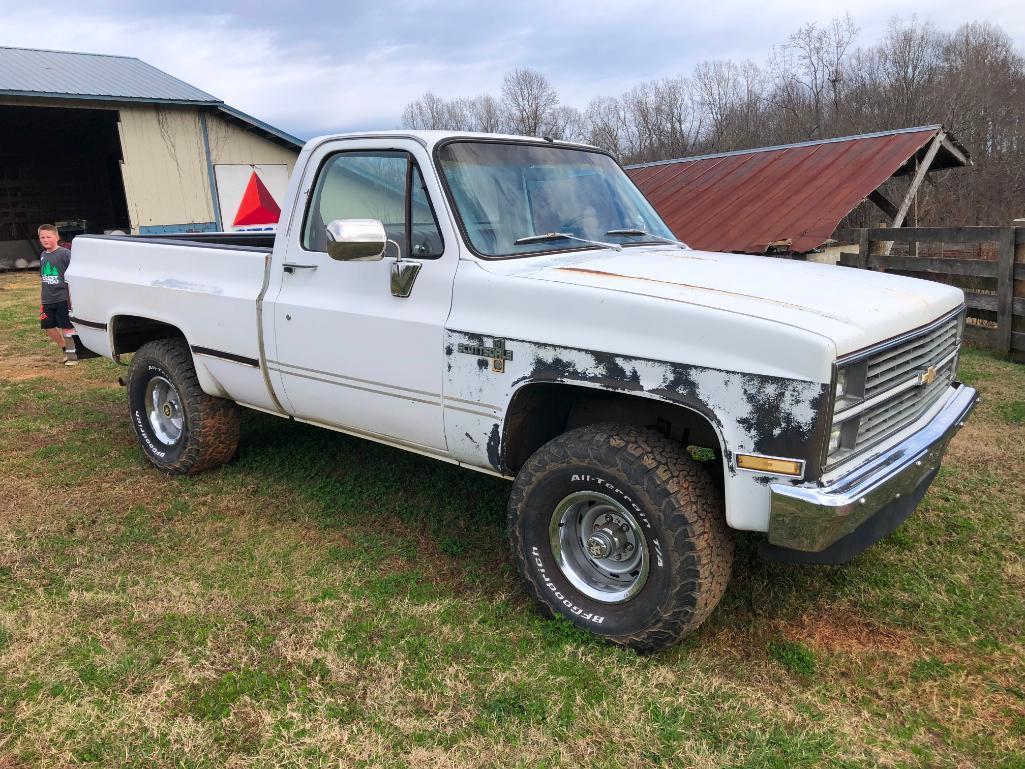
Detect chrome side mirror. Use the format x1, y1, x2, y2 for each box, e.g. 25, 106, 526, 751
325, 219, 386, 262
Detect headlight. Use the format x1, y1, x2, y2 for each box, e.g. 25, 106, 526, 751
828, 425, 843, 454
835, 368, 848, 401
826, 417, 859, 462
826, 361, 867, 466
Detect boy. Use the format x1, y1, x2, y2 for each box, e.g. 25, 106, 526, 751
38, 224, 78, 366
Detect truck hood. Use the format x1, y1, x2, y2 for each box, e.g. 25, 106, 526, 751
507, 247, 964, 356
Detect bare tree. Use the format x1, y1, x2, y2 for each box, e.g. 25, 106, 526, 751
827, 14, 860, 123
878, 15, 940, 126
501, 68, 560, 136
769, 13, 858, 137
621, 77, 702, 162
584, 96, 630, 156
694, 60, 740, 148
401, 92, 451, 130
468, 94, 505, 133
766, 44, 808, 140
543, 105, 585, 142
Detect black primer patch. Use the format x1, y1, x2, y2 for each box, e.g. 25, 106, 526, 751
486, 423, 502, 470
737, 378, 828, 457
450, 329, 826, 478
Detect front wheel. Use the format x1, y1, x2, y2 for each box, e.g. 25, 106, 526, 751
508, 424, 734, 653
127, 339, 240, 475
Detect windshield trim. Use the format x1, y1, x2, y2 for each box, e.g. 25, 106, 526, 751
432, 137, 661, 261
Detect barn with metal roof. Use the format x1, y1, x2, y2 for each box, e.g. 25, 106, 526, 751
0, 46, 303, 268
625, 126, 970, 257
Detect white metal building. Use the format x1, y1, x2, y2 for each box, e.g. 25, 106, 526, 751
0, 46, 302, 268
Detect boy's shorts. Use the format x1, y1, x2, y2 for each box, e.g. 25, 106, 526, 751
40, 301, 71, 330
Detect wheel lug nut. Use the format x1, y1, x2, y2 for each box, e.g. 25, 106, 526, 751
604, 514, 613, 523
626, 543, 634, 551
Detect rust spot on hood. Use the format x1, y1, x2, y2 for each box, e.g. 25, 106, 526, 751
552, 266, 849, 321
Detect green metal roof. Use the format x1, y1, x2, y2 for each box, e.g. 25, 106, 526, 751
0, 46, 304, 150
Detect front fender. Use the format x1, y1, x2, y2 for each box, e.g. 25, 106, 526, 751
443, 330, 829, 533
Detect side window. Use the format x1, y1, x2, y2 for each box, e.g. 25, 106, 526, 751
302, 151, 443, 258
410, 165, 444, 258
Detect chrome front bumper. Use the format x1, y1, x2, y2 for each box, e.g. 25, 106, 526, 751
766, 383, 978, 557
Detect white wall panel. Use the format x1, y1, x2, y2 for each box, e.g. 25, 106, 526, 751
205, 114, 298, 171
118, 104, 213, 230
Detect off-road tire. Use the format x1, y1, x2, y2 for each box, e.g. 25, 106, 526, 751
508, 423, 733, 653
127, 339, 240, 475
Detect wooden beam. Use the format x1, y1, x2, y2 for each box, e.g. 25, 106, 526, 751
863, 255, 998, 277
997, 227, 1016, 353
867, 190, 899, 219
863, 226, 1008, 244
939, 134, 970, 167
857, 228, 871, 269
883, 132, 945, 255
965, 324, 996, 348
965, 291, 1025, 316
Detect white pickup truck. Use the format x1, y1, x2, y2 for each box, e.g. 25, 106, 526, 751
67, 130, 978, 651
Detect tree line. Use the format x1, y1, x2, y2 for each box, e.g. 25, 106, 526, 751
402, 16, 1025, 228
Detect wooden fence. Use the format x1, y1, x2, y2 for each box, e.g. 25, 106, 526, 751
838, 226, 1025, 362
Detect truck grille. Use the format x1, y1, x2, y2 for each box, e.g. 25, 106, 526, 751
854, 313, 961, 452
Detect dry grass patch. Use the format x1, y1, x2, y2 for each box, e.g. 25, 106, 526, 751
0, 348, 66, 383
774, 610, 919, 656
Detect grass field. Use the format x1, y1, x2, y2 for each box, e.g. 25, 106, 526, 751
1, 271, 1023, 768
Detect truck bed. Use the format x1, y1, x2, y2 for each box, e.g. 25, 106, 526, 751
67, 233, 276, 409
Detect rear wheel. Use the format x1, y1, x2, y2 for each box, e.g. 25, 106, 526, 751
508, 424, 733, 652
127, 339, 240, 475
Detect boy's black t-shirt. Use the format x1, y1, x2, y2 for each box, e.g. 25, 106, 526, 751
40, 246, 71, 304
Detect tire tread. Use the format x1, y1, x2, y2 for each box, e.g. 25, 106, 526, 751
127, 339, 240, 475
508, 423, 734, 653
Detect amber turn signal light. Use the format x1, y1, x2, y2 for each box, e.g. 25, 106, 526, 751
736, 454, 803, 477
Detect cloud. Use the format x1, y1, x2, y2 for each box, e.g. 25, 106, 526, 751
1, 0, 1022, 139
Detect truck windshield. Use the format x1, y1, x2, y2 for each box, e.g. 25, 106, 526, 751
436, 141, 676, 258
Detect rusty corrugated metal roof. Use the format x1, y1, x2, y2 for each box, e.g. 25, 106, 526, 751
626, 126, 968, 254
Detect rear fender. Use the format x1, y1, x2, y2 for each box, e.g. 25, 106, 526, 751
110, 315, 228, 398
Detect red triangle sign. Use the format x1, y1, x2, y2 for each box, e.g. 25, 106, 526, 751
233, 171, 281, 226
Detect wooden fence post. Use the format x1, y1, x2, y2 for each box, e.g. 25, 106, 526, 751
1016, 228, 1025, 362
858, 229, 871, 269
997, 226, 1015, 354
869, 223, 888, 270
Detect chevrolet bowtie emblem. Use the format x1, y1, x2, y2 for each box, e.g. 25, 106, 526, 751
917, 366, 938, 386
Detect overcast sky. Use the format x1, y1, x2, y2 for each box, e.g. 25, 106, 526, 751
1, 0, 1023, 139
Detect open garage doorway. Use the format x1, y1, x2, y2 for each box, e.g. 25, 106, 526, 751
0, 104, 129, 268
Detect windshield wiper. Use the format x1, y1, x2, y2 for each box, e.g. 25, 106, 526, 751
606, 228, 690, 250
513, 232, 622, 251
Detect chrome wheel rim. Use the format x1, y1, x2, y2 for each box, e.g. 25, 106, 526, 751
145, 375, 183, 446
548, 491, 649, 603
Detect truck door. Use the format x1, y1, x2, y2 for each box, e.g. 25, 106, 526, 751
265, 140, 458, 451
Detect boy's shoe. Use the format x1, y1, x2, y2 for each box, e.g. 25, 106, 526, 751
63, 349, 79, 366
64, 358, 80, 366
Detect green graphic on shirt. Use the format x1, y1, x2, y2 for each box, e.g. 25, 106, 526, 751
41, 259, 63, 287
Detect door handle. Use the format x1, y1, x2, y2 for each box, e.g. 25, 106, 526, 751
283, 263, 318, 274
